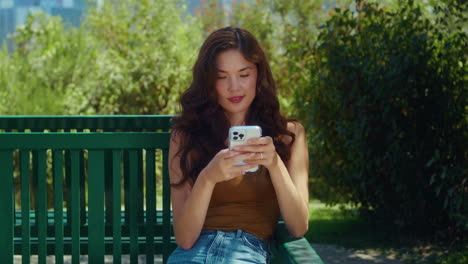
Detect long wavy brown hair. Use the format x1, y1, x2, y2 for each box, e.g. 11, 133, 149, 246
171, 26, 294, 186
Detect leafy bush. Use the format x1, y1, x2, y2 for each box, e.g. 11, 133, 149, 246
435, 250, 468, 264
0, 0, 202, 115
83, 0, 202, 114
0, 13, 96, 114
294, 0, 467, 231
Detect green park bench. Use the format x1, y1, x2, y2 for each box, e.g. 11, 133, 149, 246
0, 115, 323, 264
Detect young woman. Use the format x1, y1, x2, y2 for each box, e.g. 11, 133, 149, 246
168, 27, 309, 264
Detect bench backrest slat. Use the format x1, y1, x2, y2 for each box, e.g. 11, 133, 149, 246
20, 150, 31, 263
0, 151, 14, 264
53, 150, 64, 264
37, 150, 47, 263
146, 149, 156, 261
88, 150, 105, 263
70, 150, 81, 263
112, 150, 122, 263
129, 150, 139, 263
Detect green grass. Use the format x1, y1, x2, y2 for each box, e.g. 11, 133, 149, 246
305, 200, 467, 264
305, 200, 399, 249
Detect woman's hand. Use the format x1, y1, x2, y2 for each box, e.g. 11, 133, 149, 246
201, 149, 259, 184
232, 136, 279, 170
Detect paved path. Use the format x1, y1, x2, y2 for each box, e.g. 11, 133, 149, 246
15, 244, 406, 263
312, 243, 405, 264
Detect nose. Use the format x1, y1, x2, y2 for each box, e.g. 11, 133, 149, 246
228, 76, 241, 92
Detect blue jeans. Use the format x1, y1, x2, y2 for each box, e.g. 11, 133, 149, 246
167, 230, 271, 264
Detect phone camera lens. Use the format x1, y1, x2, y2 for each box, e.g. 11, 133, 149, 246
239, 134, 244, 139
233, 136, 238, 140
233, 132, 238, 135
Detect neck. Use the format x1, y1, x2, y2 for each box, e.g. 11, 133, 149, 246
226, 112, 247, 127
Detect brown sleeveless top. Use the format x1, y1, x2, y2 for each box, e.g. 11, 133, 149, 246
203, 166, 280, 241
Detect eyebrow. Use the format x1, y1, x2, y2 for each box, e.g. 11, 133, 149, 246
217, 66, 252, 73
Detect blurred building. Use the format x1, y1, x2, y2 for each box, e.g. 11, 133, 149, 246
0, 0, 242, 49
0, 0, 85, 49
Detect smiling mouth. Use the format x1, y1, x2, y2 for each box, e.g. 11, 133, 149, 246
228, 96, 244, 103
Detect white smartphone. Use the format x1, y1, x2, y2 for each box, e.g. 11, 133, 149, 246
229, 126, 262, 173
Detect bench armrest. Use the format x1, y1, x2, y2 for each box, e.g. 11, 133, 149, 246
273, 222, 324, 264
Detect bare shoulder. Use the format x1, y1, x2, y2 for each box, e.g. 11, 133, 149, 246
286, 121, 305, 136
169, 130, 194, 188
170, 129, 184, 145
169, 130, 185, 183
282, 121, 306, 145
170, 129, 189, 155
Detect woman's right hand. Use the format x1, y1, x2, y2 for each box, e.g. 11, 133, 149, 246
201, 149, 258, 184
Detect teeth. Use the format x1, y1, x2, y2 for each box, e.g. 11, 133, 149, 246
228, 96, 243, 103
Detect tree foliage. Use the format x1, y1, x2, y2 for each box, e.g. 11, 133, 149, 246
83, 0, 202, 114
0, 0, 202, 115
294, 0, 467, 231
0, 13, 96, 114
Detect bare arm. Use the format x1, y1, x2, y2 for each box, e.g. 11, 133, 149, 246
236, 122, 309, 237
269, 122, 309, 237
169, 131, 259, 249
169, 135, 214, 250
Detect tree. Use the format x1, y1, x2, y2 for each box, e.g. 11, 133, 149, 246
0, 0, 203, 115
294, 0, 467, 231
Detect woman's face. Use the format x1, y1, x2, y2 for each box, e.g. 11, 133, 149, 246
215, 49, 258, 124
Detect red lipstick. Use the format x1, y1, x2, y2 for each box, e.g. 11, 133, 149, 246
228, 96, 244, 103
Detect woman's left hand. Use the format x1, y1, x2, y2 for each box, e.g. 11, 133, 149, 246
232, 136, 279, 170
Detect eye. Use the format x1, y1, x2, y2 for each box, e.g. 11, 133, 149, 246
240, 74, 250, 78
217, 76, 227, 79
